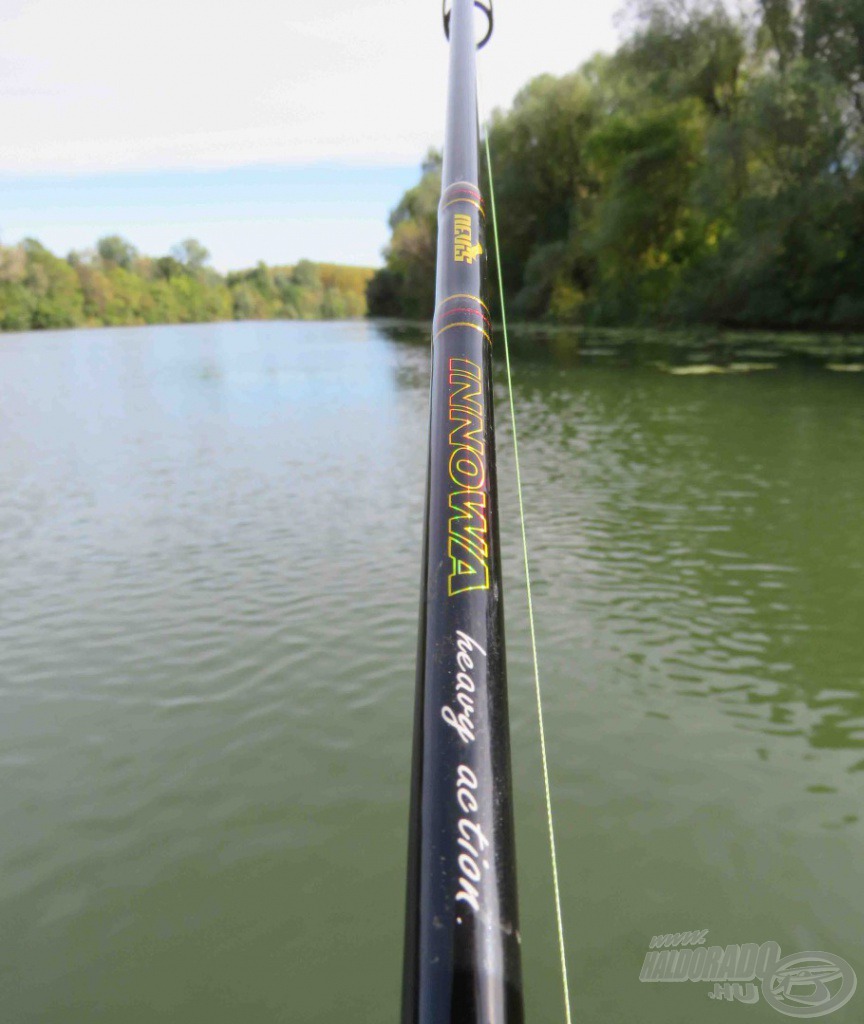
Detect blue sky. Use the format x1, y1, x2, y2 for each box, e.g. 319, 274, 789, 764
0, 164, 420, 271
1, 0, 621, 270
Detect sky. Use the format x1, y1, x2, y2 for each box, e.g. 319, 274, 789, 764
0, 0, 623, 270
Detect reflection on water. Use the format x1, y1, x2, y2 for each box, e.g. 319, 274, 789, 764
1, 320, 862, 1023
376, 318, 864, 373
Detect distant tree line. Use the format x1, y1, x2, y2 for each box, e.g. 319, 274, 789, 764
0, 235, 373, 331
368, 0, 864, 329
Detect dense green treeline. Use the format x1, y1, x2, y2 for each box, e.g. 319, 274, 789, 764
368, 0, 864, 329
0, 235, 373, 331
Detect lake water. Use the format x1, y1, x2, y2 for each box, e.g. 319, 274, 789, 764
1, 320, 862, 1022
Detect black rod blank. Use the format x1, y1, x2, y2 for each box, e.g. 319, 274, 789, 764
401, 0, 524, 1020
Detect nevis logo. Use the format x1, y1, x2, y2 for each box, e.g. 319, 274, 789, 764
453, 214, 483, 264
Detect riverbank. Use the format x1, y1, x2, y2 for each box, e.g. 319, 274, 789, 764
0, 237, 374, 331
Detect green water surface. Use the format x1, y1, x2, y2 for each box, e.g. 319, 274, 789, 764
1, 321, 862, 1022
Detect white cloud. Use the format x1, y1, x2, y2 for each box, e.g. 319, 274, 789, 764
0, 0, 622, 173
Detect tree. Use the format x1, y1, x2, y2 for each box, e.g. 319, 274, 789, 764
487, 71, 601, 308
97, 235, 138, 270
584, 99, 708, 320
366, 151, 441, 318
291, 259, 322, 290
171, 238, 210, 270
802, 0, 864, 125
758, 0, 798, 71
154, 255, 184, 280
617, 0, 746, 116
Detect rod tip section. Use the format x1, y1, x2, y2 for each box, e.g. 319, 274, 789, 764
443, 0, 493, 48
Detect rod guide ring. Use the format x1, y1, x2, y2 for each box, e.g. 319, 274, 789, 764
442, 0, 493, 49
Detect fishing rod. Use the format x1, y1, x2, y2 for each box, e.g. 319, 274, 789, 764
401, 0, 524, 1021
